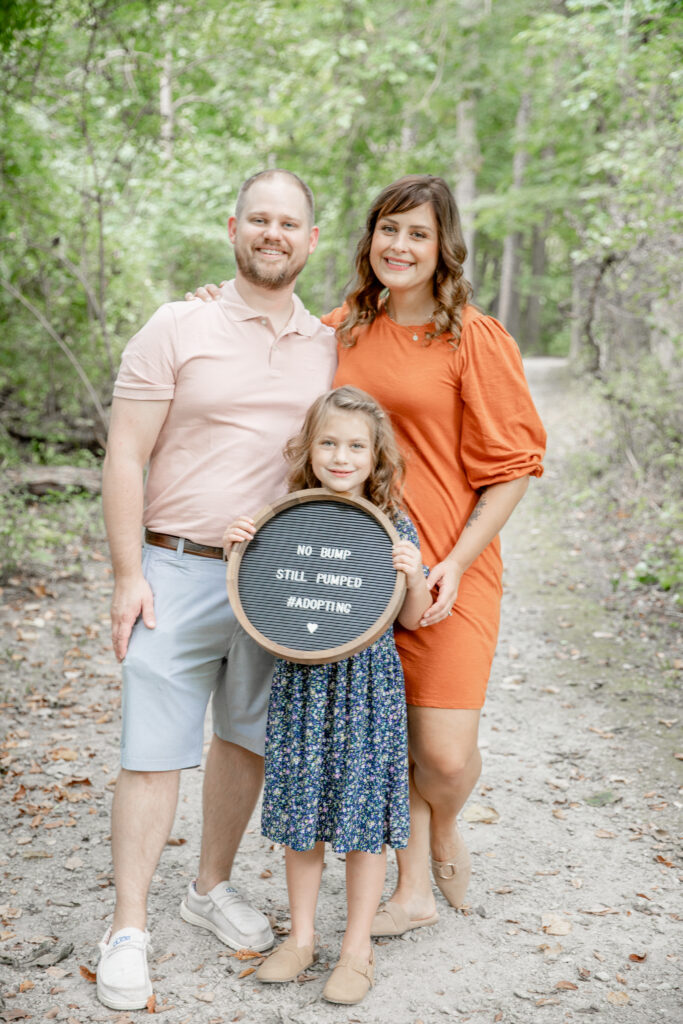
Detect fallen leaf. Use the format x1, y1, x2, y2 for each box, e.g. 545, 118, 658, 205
49, 747, 79, 761
556, 980, 578, 990
656, 855, 674, 868
233, 949, 264, 961
541, 913, 572, 936
195, 990, 216, 1001
536, 997, 560, 1006
45, 967, 68, 978
595, 829, 616, 839
578, 967, 591, 980
165, 837, 186, 847
19, 979, 35, 992
462, 802, 499, 824
80, 965, 96, 983
238, 968, 255, 979
146, 994, 156, 1013
607, 991, 629, 1005
580, 906, 619, 916
260, 869, 272, 879
629, 953, 647, 963
0, 906, 22, 920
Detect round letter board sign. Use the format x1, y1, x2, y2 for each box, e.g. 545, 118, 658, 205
227, 489, 406, 664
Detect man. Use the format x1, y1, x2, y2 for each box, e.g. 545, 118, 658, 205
97, 170, 337, 1011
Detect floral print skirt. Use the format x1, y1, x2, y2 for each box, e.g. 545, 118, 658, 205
261, 629, 410, 854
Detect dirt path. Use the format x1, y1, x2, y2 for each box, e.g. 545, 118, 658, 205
1, 358, 681, 1024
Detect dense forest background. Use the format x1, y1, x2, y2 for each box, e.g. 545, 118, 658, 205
0, 0, 681, 596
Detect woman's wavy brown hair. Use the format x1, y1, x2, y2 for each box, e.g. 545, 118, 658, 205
285, 386, 405, 519
338, 174, 472, 348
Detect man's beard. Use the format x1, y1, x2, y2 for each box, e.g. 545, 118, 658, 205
234, 243, 307, 291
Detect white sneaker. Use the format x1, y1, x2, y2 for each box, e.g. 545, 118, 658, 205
96, 926, 152, 1010
180, 880, 274, 952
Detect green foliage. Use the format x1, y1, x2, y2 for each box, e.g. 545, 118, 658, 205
0, 489, 103, 582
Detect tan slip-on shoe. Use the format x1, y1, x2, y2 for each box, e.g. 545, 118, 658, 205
431, 828, 471, 908
370, 900, 439, 937
255, 935, 316, 983
322, 948, 375, 1005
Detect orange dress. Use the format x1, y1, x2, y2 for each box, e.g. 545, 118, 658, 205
324, 305, 546, 709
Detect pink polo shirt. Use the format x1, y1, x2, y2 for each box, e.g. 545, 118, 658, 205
113, 281, 337, 546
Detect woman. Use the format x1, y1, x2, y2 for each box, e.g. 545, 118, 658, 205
189, 174, 546, 935
324, 175, 545, 935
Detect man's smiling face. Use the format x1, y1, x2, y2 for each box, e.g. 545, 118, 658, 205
229, 175, 318, 291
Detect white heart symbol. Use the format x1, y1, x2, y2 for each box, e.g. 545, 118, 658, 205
306, 623, 318, 633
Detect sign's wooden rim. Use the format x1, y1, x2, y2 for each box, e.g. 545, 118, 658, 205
226, 489, 407, 665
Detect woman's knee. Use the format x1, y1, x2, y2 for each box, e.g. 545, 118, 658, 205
415, 744, 479, 785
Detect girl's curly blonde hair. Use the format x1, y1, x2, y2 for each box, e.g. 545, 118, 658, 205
285, 386, 405, 519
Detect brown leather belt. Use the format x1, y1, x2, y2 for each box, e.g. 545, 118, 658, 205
144, 529, 225, 560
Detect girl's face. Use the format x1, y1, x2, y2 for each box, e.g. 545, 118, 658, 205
369, 202, 440, 303
310, 410, 374, 499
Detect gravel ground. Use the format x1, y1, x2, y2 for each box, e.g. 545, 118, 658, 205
1, 357, 681, 1024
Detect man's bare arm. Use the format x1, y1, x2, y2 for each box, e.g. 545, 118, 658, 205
102, 397, 171, 660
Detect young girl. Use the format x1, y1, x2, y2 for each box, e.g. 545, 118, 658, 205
223, 386, 432, 1006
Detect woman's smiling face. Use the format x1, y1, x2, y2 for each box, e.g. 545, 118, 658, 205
369, 202, 439, 301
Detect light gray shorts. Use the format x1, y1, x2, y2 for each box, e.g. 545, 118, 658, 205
120, 543, 274, 771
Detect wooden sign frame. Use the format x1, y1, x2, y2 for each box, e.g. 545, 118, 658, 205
226, 489, 407, 664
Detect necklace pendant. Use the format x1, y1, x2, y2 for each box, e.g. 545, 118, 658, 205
412, 332, 419, 342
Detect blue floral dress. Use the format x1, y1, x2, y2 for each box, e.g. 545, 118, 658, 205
260, 515, 419, 854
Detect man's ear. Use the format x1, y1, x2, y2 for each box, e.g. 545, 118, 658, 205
228, 216, 237, 243
308, 225, 320, 254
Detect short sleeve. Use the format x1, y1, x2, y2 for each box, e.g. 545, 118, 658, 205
113, 304, 178, 401
457, 314, 546, 489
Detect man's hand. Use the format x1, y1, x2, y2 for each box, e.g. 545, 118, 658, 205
183, 282, 224, 302
110, 574, 156, 661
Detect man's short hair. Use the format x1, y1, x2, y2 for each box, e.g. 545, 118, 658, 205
235, 169, 315, 225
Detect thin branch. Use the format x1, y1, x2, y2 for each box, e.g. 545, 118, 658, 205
1, 279, 108, 430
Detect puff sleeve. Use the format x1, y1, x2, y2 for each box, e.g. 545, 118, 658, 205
457, 313, 546, 490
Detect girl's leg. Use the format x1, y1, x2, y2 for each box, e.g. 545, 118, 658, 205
286, 842, 325, 946
384, 708, 481, 914
256, 843, 324, 983
342, 848, 387, 959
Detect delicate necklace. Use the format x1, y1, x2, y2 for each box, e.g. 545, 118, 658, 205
385, 297, 436, 341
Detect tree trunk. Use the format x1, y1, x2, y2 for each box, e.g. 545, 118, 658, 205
499, 90, 531, 335
160, 51, 173, 161
521, 215, 549, 352
454, 96, 479, 291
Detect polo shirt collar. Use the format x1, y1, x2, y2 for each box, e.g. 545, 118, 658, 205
218, 279, 317, 338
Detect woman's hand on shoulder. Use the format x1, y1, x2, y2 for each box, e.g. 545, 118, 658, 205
392, 540, 424, 589
421, 554, 465, 627
183, 281, 225, 302
222, 515, 256, 555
